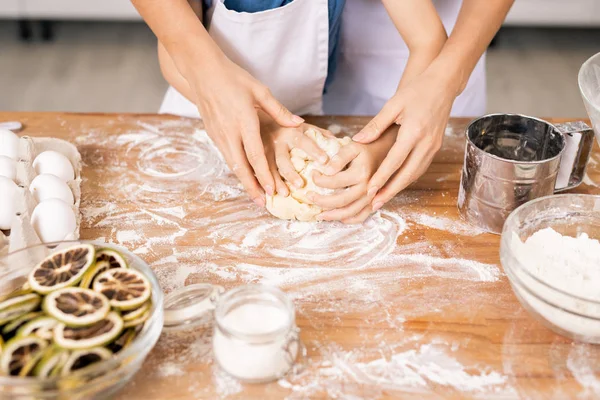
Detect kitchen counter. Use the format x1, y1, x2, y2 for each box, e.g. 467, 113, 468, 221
3, 112, 600, 399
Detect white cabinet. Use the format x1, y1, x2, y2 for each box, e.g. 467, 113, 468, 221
0, 0, 22, 18
21, 0, 141, 20
504, 0, 600, 26
6, 0, 600, 26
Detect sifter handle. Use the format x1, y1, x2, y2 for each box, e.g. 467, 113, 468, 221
554, 121, 595, 192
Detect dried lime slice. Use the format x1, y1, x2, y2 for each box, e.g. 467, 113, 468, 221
96, 248, 128, 269
54, 312, 123, 350
28, 244, 96, 294
93, 269, 151, 311
1, 311, 43, 336
121, 301, 151, 322
108, 325, 141, 353
44, 288, 109, 327
0, 335, 48, 376
60, 347, 112, 377
79, 260, 110, 289
123, 308, 150, 329
0, 283, 33, 303
79, 249, 127, 289
17, 316, 59, 340
34, 347, 69, 378
0, 293, 41, 325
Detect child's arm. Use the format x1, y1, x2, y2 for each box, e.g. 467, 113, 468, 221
307, 128, 397, 224
383, 0, 447, 90
305, 0, 446, 224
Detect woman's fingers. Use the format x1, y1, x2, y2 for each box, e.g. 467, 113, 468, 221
353, 98, 402, 143
254, 85, 304, 127
341, 205, 373, 224
275, 145, 303, 189
223, 141, 265, 207
372, 143, 434, 209
323, 145, 360, 175
312, 168, 361, 189
317, 196, 370, 222
308, 183, 364, 210
367, 125, 418, 200
240, 114, 275, 196
269, 160, 289, 197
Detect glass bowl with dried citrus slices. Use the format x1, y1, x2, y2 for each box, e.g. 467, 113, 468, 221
0, 241, 164, 399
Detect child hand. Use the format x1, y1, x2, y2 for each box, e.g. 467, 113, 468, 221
260, 113, 332, 198
308, 130, 396, 224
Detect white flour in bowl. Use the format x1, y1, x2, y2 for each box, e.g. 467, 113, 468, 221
512, 228, 600, 300
511, 228, 600, 339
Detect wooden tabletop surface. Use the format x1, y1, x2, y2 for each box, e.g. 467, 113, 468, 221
2, 112, 600, 400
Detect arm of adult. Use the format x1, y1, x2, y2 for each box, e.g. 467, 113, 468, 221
353, 0, 515, 211
131, 0, 305, 206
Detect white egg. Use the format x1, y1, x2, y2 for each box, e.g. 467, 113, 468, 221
33, 151, 75, 182
0, 176, 18, 230
31, 198, 76, 243
29, 174, 74, 204
0, 155, 16, 180
0, 128, 19, 160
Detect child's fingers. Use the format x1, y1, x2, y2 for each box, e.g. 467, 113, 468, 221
308, 184, 364, 210
312, 168, 361, 189
323, 145, 360, 176
317, 196, 370, 221
275, 146, 304, 189
312, 126, 335, 138
341, 205, 373, 224
293, 133, 329, 164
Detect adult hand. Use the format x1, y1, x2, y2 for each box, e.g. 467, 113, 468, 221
352, 67, 458, 211
132, 0, 304, 207
190, 56, 305, 207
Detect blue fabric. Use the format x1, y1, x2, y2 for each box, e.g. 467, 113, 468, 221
204, 0, 345, 92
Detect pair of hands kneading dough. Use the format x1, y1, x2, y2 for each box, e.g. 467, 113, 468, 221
266, 128, 351, 221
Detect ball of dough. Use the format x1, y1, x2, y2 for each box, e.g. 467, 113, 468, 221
266, 128, 351, 221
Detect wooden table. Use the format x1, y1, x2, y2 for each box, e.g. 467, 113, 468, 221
3, 112, 600, 399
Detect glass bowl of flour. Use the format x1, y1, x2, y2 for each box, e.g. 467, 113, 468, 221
501, 194, 600, 343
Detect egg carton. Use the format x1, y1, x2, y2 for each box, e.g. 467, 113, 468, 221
0, 136, 82, 257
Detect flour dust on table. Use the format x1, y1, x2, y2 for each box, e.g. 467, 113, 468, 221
75, 118, 521, 398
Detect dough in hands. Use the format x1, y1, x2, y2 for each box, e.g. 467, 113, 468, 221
266, 128, 351, 221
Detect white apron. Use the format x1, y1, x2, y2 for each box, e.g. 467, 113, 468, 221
323, 0, 486, 117
160, 0, 486, 118
159, 0, 329, 118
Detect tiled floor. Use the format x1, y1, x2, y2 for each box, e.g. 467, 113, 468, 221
1, 21, 599, 118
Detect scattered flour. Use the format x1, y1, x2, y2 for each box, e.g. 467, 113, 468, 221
75, 119, 515, 398
152, 206, 186, 219
156, 362, 185, 377
279, 342, 512, 399
567, 345, 600, 397
406, 212, 486, 236
116, 230, 144, 244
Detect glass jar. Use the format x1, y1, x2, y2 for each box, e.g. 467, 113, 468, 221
163, 283, 301, 383
213, 285, 299, 383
